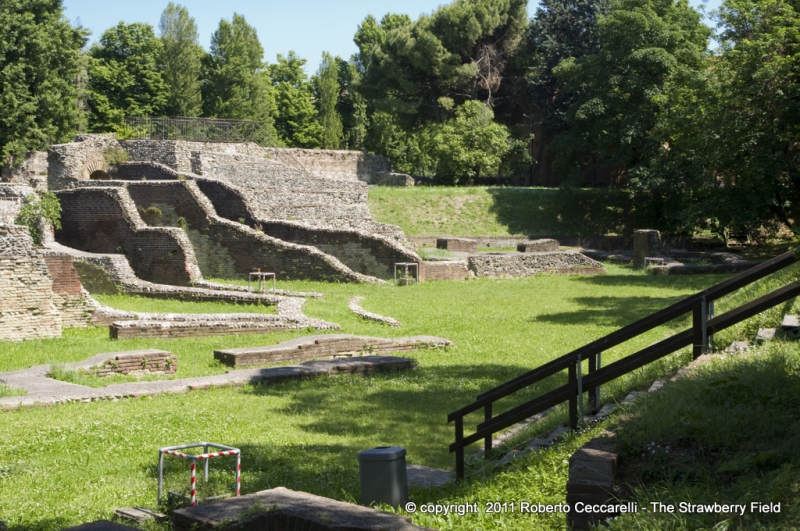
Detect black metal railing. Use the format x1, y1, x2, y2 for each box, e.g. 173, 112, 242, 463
123, 116, 307, 173
449, 248, 800, 480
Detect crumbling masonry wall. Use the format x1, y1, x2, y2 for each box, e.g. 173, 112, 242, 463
54, 187, 202, 286
0, 225, 62, 340
123, 181, 374, 282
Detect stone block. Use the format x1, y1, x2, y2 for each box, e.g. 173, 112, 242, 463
633, 229, 661, 268
436, 237, 478, 253
60, 521, 141, 531
568, 448, 618, 483
517, 238, 559, 253
371, 172, 415, 186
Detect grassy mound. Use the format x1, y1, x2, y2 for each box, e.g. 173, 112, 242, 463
368, 186, 638, 237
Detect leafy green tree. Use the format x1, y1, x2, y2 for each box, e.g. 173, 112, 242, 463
268, 52, 322, 148
202, 13, 276, 131
314, 52, 343, 149
525, 0, 609, 183
0, 0, 88, 160
550, 0, 710, 189
88, 22, 169, 131
697, 0, 800, 238
336, 58, 368, 150
159, 2, 203, 117
357, 0, 527, 126
433, 100, 511, 184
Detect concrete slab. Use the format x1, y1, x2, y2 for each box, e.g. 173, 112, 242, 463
172, 487, 432, 531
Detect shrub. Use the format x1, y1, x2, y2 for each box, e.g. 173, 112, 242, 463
15, 192, 61, 245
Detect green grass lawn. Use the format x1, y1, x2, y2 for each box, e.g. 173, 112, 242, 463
2, 264, 794, 531
368, 186, 638, 237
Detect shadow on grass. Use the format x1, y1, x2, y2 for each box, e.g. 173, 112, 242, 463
6, 518, 72, 531
533, 295, 688, 328
486, 188, 635, 237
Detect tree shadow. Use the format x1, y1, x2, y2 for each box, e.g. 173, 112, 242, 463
486, 187, 635, 237
533, 295, 690, 328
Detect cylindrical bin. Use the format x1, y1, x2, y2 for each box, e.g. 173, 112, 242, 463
357, 446, 408, 508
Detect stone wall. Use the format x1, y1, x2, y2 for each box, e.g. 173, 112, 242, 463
114, 161, 184, 181
419, 260, 470, 282
467, 251, 605, 278
54, 187, 203, 286
195, 177, 416, 277
123, 181, 376, 282
48, 134, 122, 190
1, 151, 48, 189
0, 184, 35, 224
371, 172, 415, 186
118, 139, 269, 174
263, 148, 390, 182
41, 253, 94, 328
0, 225, 62, 340
437, 237, 478, 253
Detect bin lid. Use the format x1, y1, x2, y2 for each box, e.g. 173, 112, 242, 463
357, 446, 407, 462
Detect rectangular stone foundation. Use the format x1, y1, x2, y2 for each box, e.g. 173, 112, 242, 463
214, 335, 450, 367
110, 322, 288, 339
87, 349, 177, 376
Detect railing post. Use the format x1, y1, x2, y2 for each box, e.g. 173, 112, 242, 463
576, 354, 584, 422
455, 415, 465, 481
568, 362, 578, 431
484, 402, 492, 458
587, 352, 601, 411
708, 300, 715, 351
693, 296, 708, 359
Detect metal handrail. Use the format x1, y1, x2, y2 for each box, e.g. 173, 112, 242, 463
449, 248, 799, 480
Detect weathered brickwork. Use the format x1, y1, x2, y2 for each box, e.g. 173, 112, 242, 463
48, 134, 122, 190
0, 225, 62, 340
123, 181, 378, 282
263, 147, 390, 182
467, 251, 605, 278
1, 151, 48, 189
518, 238, 559, 252
371, 172, 415, 186
419, 260, 470, 281
437, 237, 478, 253
54, 187, 203, 286
213, 334, 451, 367
84, 350, 178, 376
114, 161, 184, 181
0, 184, 35, 224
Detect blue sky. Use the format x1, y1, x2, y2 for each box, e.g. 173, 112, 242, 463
62, 0, 720, 74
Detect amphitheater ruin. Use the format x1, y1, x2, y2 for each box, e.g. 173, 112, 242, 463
0, 133, 603, 341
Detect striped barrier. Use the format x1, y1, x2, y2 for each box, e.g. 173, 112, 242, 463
158, 442, 241, 506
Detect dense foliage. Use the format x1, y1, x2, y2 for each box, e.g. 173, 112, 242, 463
5, 0, 800, 237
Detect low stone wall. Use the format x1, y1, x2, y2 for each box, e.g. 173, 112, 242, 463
48, 134, 123, 190
110, 321, 286, 339
0, 224, 62, 340
371, 171, 415, 186
114, 161, 184, 181
467, 251, 605, 278
84, 349, 177, 376
214, 334, 451, 367
518, 238, 559, 252
54, 187, 203, 286
419, 260, 470, 281
264, 147, 390, 182
437, 237, 477, 253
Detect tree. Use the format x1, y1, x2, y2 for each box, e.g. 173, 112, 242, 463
202, 13, 276, 130
356, 0, 527, 126
550, 0, 710, 190
433, 100, 512, 184
159, 2, 203, 117
0, 0, 88, 160
268, 52, 322, 148
525, 0, 609, 184
314, 52, 343, 149
698, 0, 800, 238
88, 22, 168, 131
336, 58, 368, 150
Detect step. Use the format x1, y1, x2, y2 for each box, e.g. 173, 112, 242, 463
756, 328, 777, 343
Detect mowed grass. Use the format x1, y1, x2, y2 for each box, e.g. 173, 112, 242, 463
0, 265, 736, 530
368, 186, 637, 237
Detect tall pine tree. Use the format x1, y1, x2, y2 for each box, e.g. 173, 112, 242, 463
314, 52, 343, 149
159, 3, 203, 117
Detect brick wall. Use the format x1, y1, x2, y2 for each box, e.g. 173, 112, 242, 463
114, 162, 183, 181
55, 188, 201, 286
0, 225, 62, 340
123, 181, 370, 282
419, 261, 470, 282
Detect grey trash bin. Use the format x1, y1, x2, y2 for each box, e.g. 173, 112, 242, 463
357, 446, 408, 508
